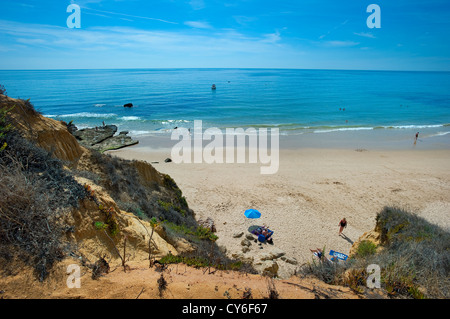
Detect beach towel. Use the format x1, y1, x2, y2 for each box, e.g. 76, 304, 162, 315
251, 226, 273, 236
329, 250, 348, 261
251, 226, 274, 242
251, 226, 265, 236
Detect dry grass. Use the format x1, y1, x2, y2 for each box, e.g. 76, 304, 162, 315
299, 206, 450, 299
0, 130, 86, 281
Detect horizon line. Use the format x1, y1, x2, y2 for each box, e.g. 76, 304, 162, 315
0, 67, 449, 73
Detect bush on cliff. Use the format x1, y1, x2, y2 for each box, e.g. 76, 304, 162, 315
88, 150, 195, 228
0, 121, 86, 281
299, 206, 450, 299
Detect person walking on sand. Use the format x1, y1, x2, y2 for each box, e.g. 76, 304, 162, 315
414, 132, 419, 145
338, 218, 347, 236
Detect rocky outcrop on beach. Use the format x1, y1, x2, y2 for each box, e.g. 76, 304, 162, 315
231, 232, 299, 278
70, 123, 138, 152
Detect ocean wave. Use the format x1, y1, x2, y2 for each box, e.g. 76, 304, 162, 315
160, 119, 192, 125
428, 131, 450, 138
119, 116, 141, 121
383, 124, 444, 129
128, 130, 153, 136
238, 123, 449, 132
313, 127, 374, 133
46, 112, 118, 118
94, 104, 106, 107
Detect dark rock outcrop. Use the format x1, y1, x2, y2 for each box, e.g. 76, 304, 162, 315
73, 124, 117, 146
91, 131, 138, 152
69, 124, 138, 152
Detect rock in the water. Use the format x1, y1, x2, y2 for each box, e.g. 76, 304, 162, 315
73, 125, 117, 146
91, 133, 139, 152
70, 124, 138, 152
124, 103, 133, 107
66, 121, 78, 134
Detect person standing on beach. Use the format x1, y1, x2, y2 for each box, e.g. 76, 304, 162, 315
414, 132, 419, 144
338, 218, 347, 236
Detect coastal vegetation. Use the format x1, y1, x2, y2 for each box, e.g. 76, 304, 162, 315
0, 110, 86, 281
300, 206, 450, 299
0, 92, 255, 286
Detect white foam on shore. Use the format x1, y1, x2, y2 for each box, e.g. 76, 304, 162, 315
128, 130, 153, 136
120, 116, 141, 121
314, 127, 374, 133
427, 131, 450, 138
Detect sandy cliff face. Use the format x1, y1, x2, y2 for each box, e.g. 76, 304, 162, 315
3, 95, 85, 162
2, 94, 181, 268
66, 176, 179, 265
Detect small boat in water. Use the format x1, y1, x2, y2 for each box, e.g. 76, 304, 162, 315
211, 84, 216, 90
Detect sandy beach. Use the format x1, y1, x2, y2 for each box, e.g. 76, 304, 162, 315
108, 133, 450, 276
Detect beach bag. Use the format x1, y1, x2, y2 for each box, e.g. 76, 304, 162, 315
258, 234, 266, 243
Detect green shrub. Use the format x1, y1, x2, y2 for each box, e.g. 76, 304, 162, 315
94, 221, 108, 230
163, 221, 218, 242
159, 252, 245, 271
356, 240, 377, 258
300, 206, 450, 299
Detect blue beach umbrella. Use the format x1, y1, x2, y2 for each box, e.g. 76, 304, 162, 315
244, 209, 261, 219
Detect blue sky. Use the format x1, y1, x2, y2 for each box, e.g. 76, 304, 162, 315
0, 0, 449, 70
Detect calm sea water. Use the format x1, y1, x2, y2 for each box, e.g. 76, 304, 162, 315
1, 68, 450, 139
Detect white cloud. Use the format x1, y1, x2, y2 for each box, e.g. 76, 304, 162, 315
262, 31, 281, 44
354, 32, 376, 39
184, 21, 212, 29
324, 41, 360, 47
81, 7, 178, 24
0, 19, 290, 57
189, 0, 205, 10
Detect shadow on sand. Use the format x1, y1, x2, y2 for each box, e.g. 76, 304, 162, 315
339, 233, 354, 244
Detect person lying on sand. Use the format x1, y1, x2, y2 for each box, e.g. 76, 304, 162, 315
310, 248, 333, 263
310, 248, 323, 259
261, 228, 274, 244
253, 225, 274, 244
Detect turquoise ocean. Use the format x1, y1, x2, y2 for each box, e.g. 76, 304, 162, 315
1, 68, 449, 146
